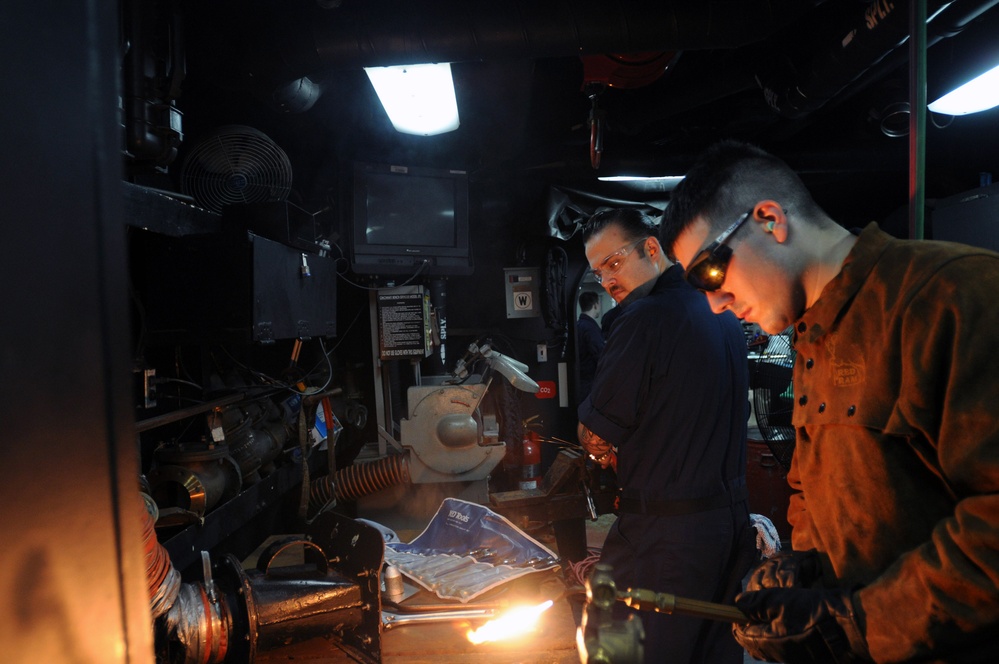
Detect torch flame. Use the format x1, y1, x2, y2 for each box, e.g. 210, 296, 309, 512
466, 600, 554, 645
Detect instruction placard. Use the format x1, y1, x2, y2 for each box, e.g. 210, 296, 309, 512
377, 286, 432, 360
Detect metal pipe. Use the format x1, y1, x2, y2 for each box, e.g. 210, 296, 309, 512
237, 0, 808, 80
621, 588, 748, 623
136, 392, 249, 433
760, 0, 999, 121
122, 0, 183, 164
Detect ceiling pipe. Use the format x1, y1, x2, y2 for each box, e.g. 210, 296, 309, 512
123, 0, 185, 165
758, 0, 999, 120
754, 0, 999, 147
246, 0, 813, 83
561, 0, 999, 151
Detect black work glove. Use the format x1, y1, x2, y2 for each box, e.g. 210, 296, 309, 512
733, 587, 871, 664
746, 550, 823, 591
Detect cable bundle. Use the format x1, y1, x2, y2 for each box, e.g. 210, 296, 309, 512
565, 547, 604, 587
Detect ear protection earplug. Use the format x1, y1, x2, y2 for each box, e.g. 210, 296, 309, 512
765, 220, 776, 233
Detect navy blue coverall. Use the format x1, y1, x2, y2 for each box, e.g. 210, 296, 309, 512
578, 266, 753, 664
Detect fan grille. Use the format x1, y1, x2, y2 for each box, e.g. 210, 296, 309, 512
180, 125, 292, 213
751, 329, 796, 472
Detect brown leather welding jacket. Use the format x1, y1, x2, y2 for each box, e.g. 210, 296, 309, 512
788, 223, 999, 663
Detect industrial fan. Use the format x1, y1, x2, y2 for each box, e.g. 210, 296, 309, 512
180, 125, 293, 213
750, 327, 796, 472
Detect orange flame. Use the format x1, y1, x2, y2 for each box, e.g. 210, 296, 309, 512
466, 600, 554, 645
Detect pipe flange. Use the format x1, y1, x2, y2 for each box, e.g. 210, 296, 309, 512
213, 553, 257, 663
149, 465, 207, 516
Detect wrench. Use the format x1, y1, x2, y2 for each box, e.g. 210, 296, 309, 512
381, 608, 495, 629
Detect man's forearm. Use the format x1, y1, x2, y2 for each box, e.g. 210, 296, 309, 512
578, 422, 615, 469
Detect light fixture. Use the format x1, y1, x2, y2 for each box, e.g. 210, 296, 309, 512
597, 174, 684, 193
928, 62, 999, 116
597, 175, 685, 184
364, 63, 460, 136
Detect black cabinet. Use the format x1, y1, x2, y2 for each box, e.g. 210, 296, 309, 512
131, 228, 337, 344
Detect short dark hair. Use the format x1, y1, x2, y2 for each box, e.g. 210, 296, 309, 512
582, 208, 658, 258
660, 140, 822, 255
579, 290, 600, 311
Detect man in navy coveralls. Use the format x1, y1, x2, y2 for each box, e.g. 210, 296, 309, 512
577, 289, 605, 400
577, 208, 753, 663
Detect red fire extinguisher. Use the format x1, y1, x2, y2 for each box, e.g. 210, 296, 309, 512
519, 431, 542, 490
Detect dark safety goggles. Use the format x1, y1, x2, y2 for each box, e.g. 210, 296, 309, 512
683, 209, 753, 292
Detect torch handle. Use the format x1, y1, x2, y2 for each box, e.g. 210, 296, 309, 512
622, 588, 748, 623
672, 595, 748, 623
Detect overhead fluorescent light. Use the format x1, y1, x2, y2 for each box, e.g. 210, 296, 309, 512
364, 63, 460, 136
598, 175, 685, 193
597, 175, 685, 183
928, 62, 999, 116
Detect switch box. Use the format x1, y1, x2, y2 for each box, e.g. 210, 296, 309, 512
537, 344, 547, 362
504, 267, 541, 319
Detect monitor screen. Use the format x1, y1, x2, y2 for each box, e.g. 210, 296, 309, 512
350, 162, 472, 276
364, 171, 456, 247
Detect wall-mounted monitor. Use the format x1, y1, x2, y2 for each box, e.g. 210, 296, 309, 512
349, 162, 473, 276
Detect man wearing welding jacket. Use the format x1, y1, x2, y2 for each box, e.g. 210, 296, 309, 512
662, 140, 999, 662
577, 208, 754, 663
